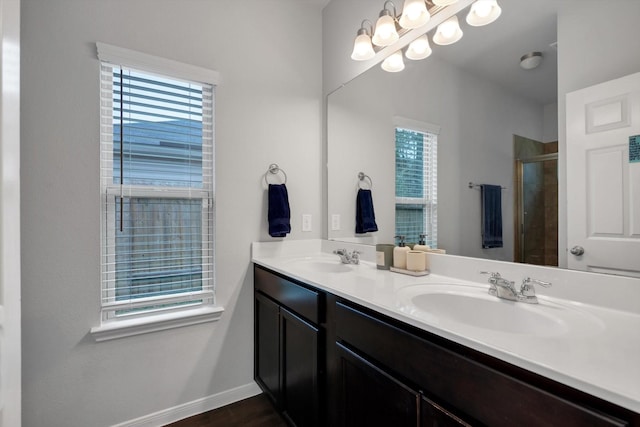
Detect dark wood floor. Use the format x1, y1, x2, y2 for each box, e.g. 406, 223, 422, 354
165, 393, 288, 427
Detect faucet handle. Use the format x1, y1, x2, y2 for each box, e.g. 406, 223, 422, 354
480, 271, 501, 279
521, 277, 552, 288
519, 277, 552, 302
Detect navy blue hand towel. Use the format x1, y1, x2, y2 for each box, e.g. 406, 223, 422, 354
268, 184, 291, 238
355, 188, 378, 234
481, 184, 503, 248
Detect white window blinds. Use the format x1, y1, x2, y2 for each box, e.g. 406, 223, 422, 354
395, 126, 438, 248
99, 62, 215, 319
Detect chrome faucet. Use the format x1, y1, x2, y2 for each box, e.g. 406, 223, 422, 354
481, 271, 519, 301
480, 272, 552, 304
333, 249, 360, 264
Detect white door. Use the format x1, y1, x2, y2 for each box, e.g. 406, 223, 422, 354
566, 72, 640, 276
1, 0, 22, 425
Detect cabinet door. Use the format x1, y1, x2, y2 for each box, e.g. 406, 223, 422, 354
255, 292, 281, 405
336, 342, 419, 427
421, 395, 472, 427
281, 307, 321, 427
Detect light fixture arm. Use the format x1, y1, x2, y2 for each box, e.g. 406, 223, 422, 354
382, 0, 398, 18
358, 19, 374, 36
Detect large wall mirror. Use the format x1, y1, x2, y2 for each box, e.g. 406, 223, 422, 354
327, 0, 640, 276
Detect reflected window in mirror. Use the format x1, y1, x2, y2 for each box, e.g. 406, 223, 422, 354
395, 125, 438, 247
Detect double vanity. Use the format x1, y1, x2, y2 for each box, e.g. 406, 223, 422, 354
252, 240, 640, 426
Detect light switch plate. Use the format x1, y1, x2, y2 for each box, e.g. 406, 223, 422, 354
302, 214, 312, 232
331, 214, 341, 231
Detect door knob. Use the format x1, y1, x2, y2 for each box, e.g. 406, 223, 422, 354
570, 246, 585, 256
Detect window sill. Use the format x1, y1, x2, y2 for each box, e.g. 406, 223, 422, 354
90, 305, 224, 342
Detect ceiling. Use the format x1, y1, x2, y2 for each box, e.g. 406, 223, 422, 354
408, 0, 561, 105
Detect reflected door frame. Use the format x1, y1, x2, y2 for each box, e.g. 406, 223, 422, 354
514, 153, 558, 264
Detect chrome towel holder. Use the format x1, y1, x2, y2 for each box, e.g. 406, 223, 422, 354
358, 172, 373, 189
468, 181, 507, 190
264, 163, 287, 185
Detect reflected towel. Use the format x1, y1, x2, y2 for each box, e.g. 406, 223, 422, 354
355, 188, 378, 234
268, 184, 291, 238
481, 184, 503, 248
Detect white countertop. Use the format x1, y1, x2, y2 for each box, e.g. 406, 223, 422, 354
252, 240, 640, 414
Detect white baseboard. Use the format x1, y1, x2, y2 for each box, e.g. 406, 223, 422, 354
112, 382, 263, 427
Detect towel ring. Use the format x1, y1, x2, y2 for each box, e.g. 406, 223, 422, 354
264, 163, 287, 185
358, 172, 373, 189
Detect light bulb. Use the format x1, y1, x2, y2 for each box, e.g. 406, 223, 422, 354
351, 30, 375, 61
405, 34, 432, 60
399, 0, 430, 29
474, 1, 492, 17
372, 12, 399, 46
433, 15, 463, 45
466, 0, 501, 26
440, 21, 456, 38
381, 50, 405, 72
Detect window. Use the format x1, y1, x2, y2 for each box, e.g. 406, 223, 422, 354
395, 121, 438, 248
95, 44, 220, 337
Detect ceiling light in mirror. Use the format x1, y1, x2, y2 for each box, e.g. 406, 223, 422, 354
405, 34, 432, 60
372, 2, 400, 47
399, 0, 431, 29
466, 0, 502, 26
520, 51, 543, 69
351, 21, 376, 60
433, 15, 463, 45
381, 50, 405, 72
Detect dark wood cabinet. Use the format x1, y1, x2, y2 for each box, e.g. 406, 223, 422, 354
255, 292, 281, 404
421, 395, 472, 427
336, 342, 419, 427
281, 308, 321, 427
335, 300, 633, 427
254, 265, 323, 427
254, 264, 639, 427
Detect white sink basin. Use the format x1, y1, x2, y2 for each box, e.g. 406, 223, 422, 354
396, 284, 604, 337
283, 257, 353, 273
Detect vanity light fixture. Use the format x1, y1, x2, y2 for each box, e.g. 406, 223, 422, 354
372, 1, 400, 47
520, 52, 542, 70
399, 0, 431, 29
432, 15, 463, 45
351, 20, 376, 60
381, 50, 405, 72
466, 0, 502, 26
405, 34, 432, 60
351, 0, 502, 69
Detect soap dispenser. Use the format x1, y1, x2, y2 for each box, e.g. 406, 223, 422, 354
413, 234, 430, 252
393, 235, 410, 269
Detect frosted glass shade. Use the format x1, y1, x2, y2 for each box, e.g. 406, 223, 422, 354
405, 34, 432, 60
433, 15, 463, 45
432, 0, 458, 5
466, 0, 502, 26
351, 30, 375, 61
399, 0, 430, 29
381, 50, 405, 72
372, 10, 399, 47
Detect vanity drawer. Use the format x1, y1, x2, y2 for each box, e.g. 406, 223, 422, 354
335, 301, 628, 427
255, 265, 322, 324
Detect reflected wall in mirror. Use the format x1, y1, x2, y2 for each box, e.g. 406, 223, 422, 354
326, 0, 640, 274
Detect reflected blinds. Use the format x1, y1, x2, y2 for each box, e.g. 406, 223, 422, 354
100, 64, 214, 318
395, 127, 438, 247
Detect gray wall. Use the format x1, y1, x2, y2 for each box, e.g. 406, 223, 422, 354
20, 1, 323, 426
